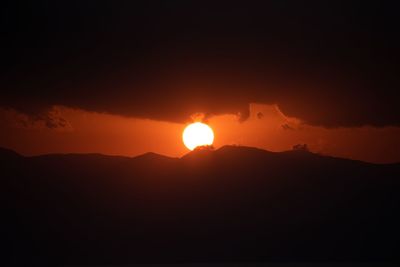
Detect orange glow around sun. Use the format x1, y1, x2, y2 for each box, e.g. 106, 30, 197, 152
182, 122, 214, 150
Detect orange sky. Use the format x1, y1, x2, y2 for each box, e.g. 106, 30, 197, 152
1, 104, 399, 163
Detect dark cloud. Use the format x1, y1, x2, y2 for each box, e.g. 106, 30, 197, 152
1, 1, 399, 127
0, 107, 70, 130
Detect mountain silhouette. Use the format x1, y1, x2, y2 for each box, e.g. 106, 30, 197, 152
0, 147, 21, 160
2, 146, 399, 264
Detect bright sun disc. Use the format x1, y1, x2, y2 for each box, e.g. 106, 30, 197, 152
182, 122, 214, 150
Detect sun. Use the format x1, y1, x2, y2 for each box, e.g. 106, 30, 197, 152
182, 122, 214, 150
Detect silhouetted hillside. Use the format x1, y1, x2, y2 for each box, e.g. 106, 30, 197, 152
2, 146, 400, 264
0, 147, 21, 160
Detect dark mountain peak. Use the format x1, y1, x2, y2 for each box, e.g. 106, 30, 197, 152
181, 145, 324, 164
0, 147, 21, 159
279, 148, 319, 158
216, 146, 329, 170
180, 145, 380, 173
182, 145, 269, 157
133, 152, 178, 162
181, 146, 216, 161
216, 145, 274, 155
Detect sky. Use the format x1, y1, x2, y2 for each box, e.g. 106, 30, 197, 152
1, 104, 399, 163
1, 1, 399, 163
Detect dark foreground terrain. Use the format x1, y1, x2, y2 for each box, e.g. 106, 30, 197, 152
2, 146, 399, 264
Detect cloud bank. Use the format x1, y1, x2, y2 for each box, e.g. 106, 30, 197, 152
1, 1, 399, 127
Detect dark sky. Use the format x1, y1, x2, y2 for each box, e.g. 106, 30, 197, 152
1, 1, 399, 127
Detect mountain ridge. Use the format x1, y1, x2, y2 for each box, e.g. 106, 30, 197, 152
1, 145, 398, 166
2, 144, 400, 264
